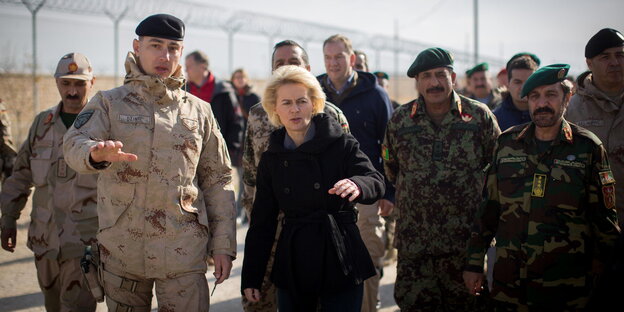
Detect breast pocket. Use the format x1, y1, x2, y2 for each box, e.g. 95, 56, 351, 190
548, 166, 586, 209
30, 145, 52, 187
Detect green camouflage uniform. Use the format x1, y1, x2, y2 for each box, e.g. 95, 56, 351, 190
383, 91, 500, 311
465, 120, 620, 310
240, 101, 349, 312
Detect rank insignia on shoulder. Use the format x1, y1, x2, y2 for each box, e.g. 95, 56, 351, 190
382, 145, 390, 161
531, 174, 547, 197
74, 109, 94, 129
44, 113, 53, 124
599, 170, 616, 185
602, 185, 616, 209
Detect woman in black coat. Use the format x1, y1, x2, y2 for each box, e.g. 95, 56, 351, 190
241, 65, 385, 311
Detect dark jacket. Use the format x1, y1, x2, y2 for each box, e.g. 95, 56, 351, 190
492, 92, 531, 132
236, 85, 261, 121
317, 71, 395, 202
241, 113, 383, 298
186, 78, 244, 166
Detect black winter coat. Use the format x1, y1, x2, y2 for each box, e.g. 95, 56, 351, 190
241, 113, 384, 298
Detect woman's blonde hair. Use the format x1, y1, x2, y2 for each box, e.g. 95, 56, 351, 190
262, 65, 326, 127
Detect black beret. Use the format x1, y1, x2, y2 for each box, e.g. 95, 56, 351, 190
136, 14, 185, 41
520, 64, 570, 98
374, 71, 389, 80
585, 28, 624, 59
407, 47, 454, 78
465, 62, 489, 77
506, 52, 541, 70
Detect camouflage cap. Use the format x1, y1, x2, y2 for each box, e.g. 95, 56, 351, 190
407, 47, 454, 78
136, 14, 185, 41
54, 53, 93, 80
520, 64, 570, 98
585, 28, 624, 59
374, 71, 389, 80
465, 62, 489, 77
506, 52, 541, 70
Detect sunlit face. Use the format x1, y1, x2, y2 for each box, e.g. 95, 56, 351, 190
185, 56, 207, 83
232, 72, 247, 89
354, 53, 368, 72
272, 45, 309, 71
133, 36, 183, 78
587, 46, 624, 89
323, 41, 355, 82
527, 83, 570, 128
508, 68, 534, 108
468, 71, 492, 97
275, 83, 314, 134
416, 67, 456, 106
56, 77, 94, 113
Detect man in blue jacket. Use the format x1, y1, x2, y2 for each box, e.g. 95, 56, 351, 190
318, 34, 394, 312
493, 54, 539, 131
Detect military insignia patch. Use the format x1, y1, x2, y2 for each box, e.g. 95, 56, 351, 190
531, 174, 547, 197
382, 145, 390, 161
602, 185, 616, 209
553, 159, 585, 168
566, 154, 576, 161
57, 158, 67, 178
73, 109, 94, 129
410, 102, 418, 118
558, 68, 566, 79
119, 114, 151, 124
181, 118, 198, 131
599, 170, 616, 185
68, 62, 78, 73
499, 156, 527, 164
43, 113, 53, 124
461, 112, 473, 122
563, 125, 573, 141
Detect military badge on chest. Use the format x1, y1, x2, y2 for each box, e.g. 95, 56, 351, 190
74, 109, 94, 129
531, 173, 547, 197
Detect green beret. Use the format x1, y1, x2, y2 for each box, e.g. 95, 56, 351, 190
136, 14, 185, 41
506, 52, 541, 70
374, 71, 389, 80
407, 47, 454, 78
520, 64, 570, 98
585, 28, 624, 58
465, 62, 489, 77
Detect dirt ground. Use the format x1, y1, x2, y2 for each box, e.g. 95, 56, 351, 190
0, 200, 400, 311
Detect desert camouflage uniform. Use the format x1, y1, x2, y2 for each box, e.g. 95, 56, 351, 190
63, 52, 236, 312
465, 120, 620, 310
0, 103, 98, 311
240, 101, 349, 312
383, 92, 500, 311
0, 100, 17, 181
565, 72, 624, 226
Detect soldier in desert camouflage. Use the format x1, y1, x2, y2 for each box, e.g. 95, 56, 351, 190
0, 98, 16, 183
63, 14, 236, 311
382, 47, 500, 311
241, 39, 349, 312
464, 64, 620, 310
0, 52, 98, 311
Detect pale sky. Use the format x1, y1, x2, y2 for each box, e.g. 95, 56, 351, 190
1, 0, 623, 79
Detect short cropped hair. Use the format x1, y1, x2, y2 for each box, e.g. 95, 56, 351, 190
263, 65, 326, 127
272, 40, 310, 67
186, 50, 209, 67
323, 34, 354, 55
507, 55, 538, 81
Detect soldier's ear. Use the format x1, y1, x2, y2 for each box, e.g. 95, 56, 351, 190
132, 39, 140, 54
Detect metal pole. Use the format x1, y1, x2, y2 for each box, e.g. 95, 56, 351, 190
228, 31, 234, 75
375, 49, 381, 72
22, 0, 46, 114
473, 0, 479, 64
105, 7, 128, 87
393, 19, 399, 101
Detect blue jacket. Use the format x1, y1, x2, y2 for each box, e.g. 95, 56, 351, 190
493, 94, 531, 132
317, 71, 395, 202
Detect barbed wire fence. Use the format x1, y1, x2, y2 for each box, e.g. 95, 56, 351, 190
1, 0, 505, 112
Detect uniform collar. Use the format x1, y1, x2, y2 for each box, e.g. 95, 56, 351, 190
578, 73, 623, 112
123, 52, 185, 105
516, 119, 574, 145
411, 91, 470, 121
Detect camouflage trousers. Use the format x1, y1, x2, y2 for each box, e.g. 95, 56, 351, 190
242, 214, 282, 312
356, 202, 386, 312
101, 264, 209, 312
394, 251, 479, 312
34, 256, 96, 312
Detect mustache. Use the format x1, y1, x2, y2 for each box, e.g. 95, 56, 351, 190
65, 95, 80, 100
475, 85, 486, 89
534, 107, 555, 114
426, 86, 445, 93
